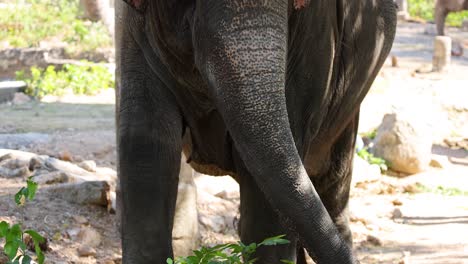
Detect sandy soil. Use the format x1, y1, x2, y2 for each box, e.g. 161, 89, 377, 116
0, 22, 467, 264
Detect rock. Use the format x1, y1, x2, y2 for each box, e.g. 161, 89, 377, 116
172, 158, 199, 257
391, 55, 398, 67
66, 227, 81, 240
77, 227, 101, 247
0, 165, 30, 178
199, 215, 226, 233
432, 36, 451, 72
72, 215, 89, 225
366, 235, 383, 246
392, 208, 403, 219
45, 181, 111, 207
392, 199, 403, 206
78, 160, 97, 172
372, 113, 432, 174
33, 171, 69, 185
58, 150, 73, 162
78, 245, 97, 257
429, 154, 450, 168
12, 92, 31, 105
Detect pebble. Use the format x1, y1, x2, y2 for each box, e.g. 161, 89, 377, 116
72, 215, 89, 225
78, 245, 97, 257
77, 227, 102, 247
392, 208, 403, 219
392, 199, 403, 206
366, 235, 383, 246
78, 160, 97, 172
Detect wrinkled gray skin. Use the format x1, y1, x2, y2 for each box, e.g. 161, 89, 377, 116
435, 0, 468, 35
115, 0, 396, 263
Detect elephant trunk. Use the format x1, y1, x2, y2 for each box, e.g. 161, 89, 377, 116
194, 1, 356, 263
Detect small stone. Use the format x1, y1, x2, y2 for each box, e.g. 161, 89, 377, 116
366, 235, 383, 246
72, 215, 89, 225
429, 155, 450, 168
58, 150, 73, 162
77, 227, 101, 247
12, 92, 31, 105
392, 208, 403, 219
66, 227, 81, 240
78, 245, 97, 257
392, 199, 403, 206
78, 160, 97, 172
391, 55, 398, 67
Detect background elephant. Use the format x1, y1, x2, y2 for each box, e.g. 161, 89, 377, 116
435, 0, 468, 35
115, 0, 396, 263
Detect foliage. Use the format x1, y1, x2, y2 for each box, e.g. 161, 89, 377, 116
415, 183, 468, 196
360, 129, 377, 140
0, 0, 111, 51
16, 62, 114, 98
357, 148, 388, 172
408, 0, 468, 26
0, 177, 45, 264
167, 235, 293, 264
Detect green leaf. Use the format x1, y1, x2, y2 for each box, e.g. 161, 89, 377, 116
21, 255, 32, 264
166, 258, 174, 264
0, 221, 9, 238
26, 179, 38, 201
36, 249, 45, 264
24, 230, 45, 244
4, 240, 19, 259
280, 260, 295, 264
14, 188, 27, 206
258, 235, 290, 246
6, 224, 22, 242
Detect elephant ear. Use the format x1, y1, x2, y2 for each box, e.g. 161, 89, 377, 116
122, 0, 147, 12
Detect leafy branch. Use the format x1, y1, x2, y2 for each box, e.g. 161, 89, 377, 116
167, 235, 294, 264
0, 177, 45, 264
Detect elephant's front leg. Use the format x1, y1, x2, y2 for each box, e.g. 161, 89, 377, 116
236, 163, 298, 263
118, 73, 183, 262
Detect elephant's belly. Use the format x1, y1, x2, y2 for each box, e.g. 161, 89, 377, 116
181, 109, 238, 178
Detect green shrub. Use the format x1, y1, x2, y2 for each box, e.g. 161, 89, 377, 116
0, 177, 46, 264
415, 183, 468, 196
357, 148, 388, 172
167, 235, 293, 264
0, 0, 111, 51
16, 62, 114, 98
408, 0, 468, 26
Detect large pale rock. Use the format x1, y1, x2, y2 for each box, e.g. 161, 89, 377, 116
172, 157, 199, 257
372, 113, 432, 174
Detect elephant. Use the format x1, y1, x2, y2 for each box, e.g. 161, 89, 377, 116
115, 0, 396, 263
435, 0, 468, 35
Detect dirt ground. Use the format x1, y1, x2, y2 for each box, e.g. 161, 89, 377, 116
1, 22, 468, 264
